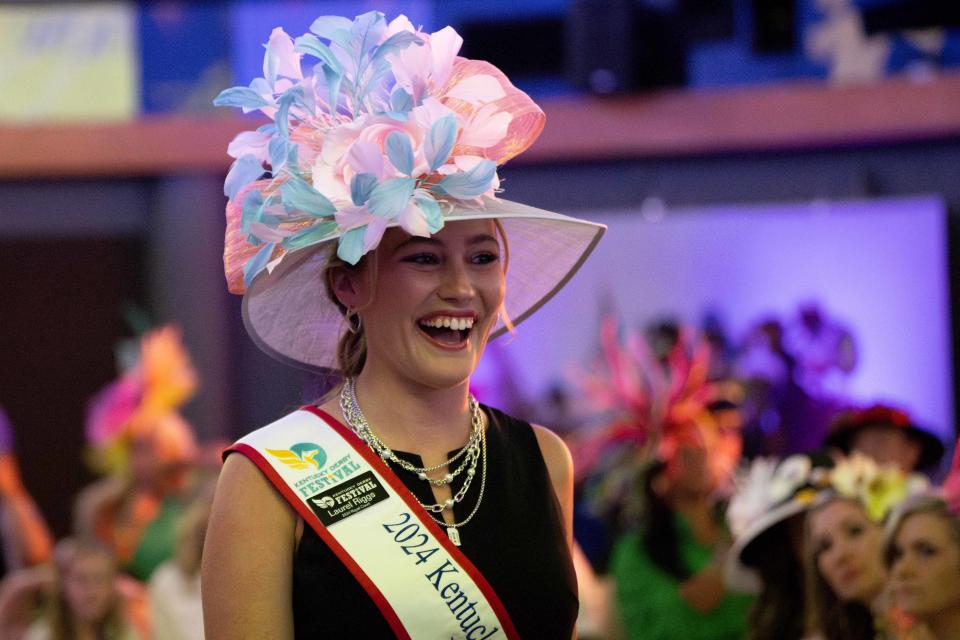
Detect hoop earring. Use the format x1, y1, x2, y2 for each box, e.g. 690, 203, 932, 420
345, 310, 362, 334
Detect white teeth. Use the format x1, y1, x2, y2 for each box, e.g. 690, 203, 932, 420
420, 316, 475, 330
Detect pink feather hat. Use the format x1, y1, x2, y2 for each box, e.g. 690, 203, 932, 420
216, 12, 605, 372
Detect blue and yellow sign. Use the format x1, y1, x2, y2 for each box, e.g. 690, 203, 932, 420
0, 3, 137, 122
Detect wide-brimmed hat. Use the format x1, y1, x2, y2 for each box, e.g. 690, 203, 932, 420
215, 12, 605, 371
726, 450, 929, 593
725, 453, 834, 592
824, 404, 944, 470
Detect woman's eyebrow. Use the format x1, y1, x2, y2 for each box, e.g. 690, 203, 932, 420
392, 236, 442, 253
467, 234, 499, 245
391, 233, 499, 253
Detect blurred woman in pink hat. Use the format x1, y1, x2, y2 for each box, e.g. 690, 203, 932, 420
77, 326, 199, 583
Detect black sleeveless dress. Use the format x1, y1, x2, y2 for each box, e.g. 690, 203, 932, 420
291, 406, 578, 638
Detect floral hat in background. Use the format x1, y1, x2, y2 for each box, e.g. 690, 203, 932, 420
726, 451, 928, 592
570, 316, 744, 528
216, 11, 605, 371
826, 452, 930, 522
85, 326, 199, 475
725, 453, 835, 592
824, 403, 944, 470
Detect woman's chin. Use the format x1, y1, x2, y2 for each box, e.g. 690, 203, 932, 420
402, 351, 480, 390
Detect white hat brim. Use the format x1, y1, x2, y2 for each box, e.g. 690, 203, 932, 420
242, 197, 606, 372
724, 499, 811, 593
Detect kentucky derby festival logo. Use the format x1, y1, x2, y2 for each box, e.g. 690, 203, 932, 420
309, 471, 389, 526
266, 442, 327, 471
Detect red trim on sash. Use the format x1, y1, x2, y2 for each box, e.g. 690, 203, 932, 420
302, 406, 521, 640
226, 442, 411, 640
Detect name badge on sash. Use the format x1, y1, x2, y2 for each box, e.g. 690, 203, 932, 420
229, 407, 519, 640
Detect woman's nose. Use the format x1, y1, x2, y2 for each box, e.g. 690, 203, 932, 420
892, 553, 915, 579
829, 540, 853, 567
438, 262, 475, 300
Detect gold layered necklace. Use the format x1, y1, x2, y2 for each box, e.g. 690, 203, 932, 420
339, 378, 487, 546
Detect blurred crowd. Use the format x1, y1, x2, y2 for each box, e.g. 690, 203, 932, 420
0, 307, 957, 640
0, 326, 220, 640
555, 307, 958, 640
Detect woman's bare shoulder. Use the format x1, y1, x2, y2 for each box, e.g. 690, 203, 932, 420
530, 424, 573, 480
202, 453, 298, 639
212, 453, 296, 525
530, 424, 574, 546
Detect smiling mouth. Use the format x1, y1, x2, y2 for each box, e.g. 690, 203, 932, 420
418, 316, 475, 347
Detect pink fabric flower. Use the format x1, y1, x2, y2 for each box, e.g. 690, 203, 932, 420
86, 376, 142, 445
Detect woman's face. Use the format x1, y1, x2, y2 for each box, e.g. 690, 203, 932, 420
890, 512, 960, 619
809, 498, 887, 603
351, 219, 506, 389
662, 443, 714, 499
850, 426, 922, 472
63, 552, 117, 624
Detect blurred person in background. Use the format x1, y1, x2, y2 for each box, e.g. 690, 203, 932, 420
148, 488, 212, 640
22, 538, 140, 640
609, 418, 752, 640
0, 407, 53, 576
883, 443, 960, 640
884, 494, 960, 640
572, 315, 748, 638
824, 404, 944, 475
725, 453, 835, 640
75, 326, 200, 582
785, 302, 857, 401
0, 408, 57, 639
806, 454, 927, 640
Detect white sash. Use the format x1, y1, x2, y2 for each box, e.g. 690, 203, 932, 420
229, 406, 519, 640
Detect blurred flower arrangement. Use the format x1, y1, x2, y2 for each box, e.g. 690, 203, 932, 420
726, 450, 926, 545
215, 11, 544, 290
829, 452, 928, 521
85, 326, 198, 475
569, 315, 743, 528
726, 454, 829, 540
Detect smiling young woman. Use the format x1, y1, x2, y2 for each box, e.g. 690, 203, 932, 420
328, 221, 507, 395
200, 11, 604, 640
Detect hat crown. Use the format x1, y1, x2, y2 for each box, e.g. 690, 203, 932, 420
728, 455, 820, 538
216, 11, 546, 292
220, 13, 606, 372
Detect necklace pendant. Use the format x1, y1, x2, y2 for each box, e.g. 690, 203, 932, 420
447, 527, 461, 546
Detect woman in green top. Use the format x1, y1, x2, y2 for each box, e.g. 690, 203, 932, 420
611, 443, 752, 640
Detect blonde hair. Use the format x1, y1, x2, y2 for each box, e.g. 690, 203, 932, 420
883, 494, 960, 567
323, 246, 377, 379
